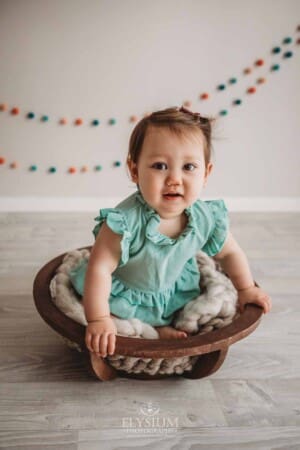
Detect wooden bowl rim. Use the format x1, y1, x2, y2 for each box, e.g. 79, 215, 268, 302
33, 248, 263, 358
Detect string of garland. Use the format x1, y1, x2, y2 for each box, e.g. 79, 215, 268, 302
0, 27, 299, 174
0, 158, 122, 173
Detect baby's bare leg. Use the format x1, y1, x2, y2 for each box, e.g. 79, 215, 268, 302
155, 326, 187, 339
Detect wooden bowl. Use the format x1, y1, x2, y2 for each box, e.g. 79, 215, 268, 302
33, 248, 263, 381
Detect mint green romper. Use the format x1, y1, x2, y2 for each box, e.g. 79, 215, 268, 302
69, 191, 229, 326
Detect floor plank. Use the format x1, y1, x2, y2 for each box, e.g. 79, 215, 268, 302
0, 212, 299, 449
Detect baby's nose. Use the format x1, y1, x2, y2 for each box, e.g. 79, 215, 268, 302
166, 171, 182, 186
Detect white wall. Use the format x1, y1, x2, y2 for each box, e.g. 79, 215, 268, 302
0, 0, 299, 210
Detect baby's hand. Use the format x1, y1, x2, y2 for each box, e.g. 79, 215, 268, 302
238, 285, 272, 314
86, 317, 117, 357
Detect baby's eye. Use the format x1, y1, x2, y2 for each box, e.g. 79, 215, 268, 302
151, 162, 168, 170
183, 163, 197, 171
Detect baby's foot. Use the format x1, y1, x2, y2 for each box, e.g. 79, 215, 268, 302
156, 326, 188, 339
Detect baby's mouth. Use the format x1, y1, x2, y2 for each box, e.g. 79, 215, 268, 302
163, 192, 183, 199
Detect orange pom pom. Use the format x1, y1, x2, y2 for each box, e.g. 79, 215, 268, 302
200, 93, 209, 100
10, 162, 18, 169
0, 157, 6, 164
59, 117, 68, 125
68, 167, 77, 174
75, 118, 83, 126
183, 100, 192, 108
257, 77, 266, 84
0, 103, 7, 111
11, 107, 20, 115
247, 87, 256, 94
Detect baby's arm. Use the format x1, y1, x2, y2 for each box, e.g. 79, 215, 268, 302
213, 232, 272, 313
83, 223, 121, 357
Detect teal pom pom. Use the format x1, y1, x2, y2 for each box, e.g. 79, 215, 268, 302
283, 51, 293, 58
229, 78, 237, 84
217, 84, 226, 91
114, 161, 121, 167
27, 112, 35, 119
41, 115, 49, 122
109, 118, 117, 125
271, 64, 280, 71
95, 165, 102, 171
92, 119, 100, 126
272, 46, 281, 54
49, 166, 57, 173
29, 165, 37, 171
219, 110, 228, 116
283, 37, 292, 44
233, 99, 242, 105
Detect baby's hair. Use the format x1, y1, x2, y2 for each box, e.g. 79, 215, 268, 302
127, 106, 215, 167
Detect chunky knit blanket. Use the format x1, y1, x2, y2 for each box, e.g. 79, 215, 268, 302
50, 249, 238, 375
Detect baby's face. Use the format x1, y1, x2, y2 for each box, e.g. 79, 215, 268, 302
129, 126, 213, 219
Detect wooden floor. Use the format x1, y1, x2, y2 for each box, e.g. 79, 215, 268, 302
0, 212, 299, 449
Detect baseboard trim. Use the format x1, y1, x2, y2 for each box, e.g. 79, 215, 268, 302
0, 196, 300, 212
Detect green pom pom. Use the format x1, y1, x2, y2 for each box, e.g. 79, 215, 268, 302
27, 112, 35, 119
49, 166, 56, 173
41, 115, 49, 122
92, 119, 100, 126
218, 84, 226, 91
272, 46, 281, 54
114, 161, 121, 167
29, 165, 37, 171
95, 165, 102, 171
219, 110, 228, 116
271, 64, 280, 71
229, 78, 237, 84
283, 37, 292, 44
109, 118, 117, 125
233, 99, 242, 105
283, 51, 293, 58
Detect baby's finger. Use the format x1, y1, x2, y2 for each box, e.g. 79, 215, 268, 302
99, 332, 108, 357
91, 334, 101, 355
107, 333, 116, 355
85, 332, 94, 352
257, 297, 270, 313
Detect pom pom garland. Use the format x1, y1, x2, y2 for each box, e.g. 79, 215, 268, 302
0, 28, 297, 146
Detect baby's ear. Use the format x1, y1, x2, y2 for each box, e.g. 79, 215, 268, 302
205, 162, 213, 178
203, 162, 213, 187
127, 160, 139, 183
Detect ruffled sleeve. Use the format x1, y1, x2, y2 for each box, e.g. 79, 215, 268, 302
201, 200, 229, 256
92, 208, 132, 267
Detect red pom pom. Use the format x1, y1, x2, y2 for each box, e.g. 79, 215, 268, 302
255, 59, 264, 66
